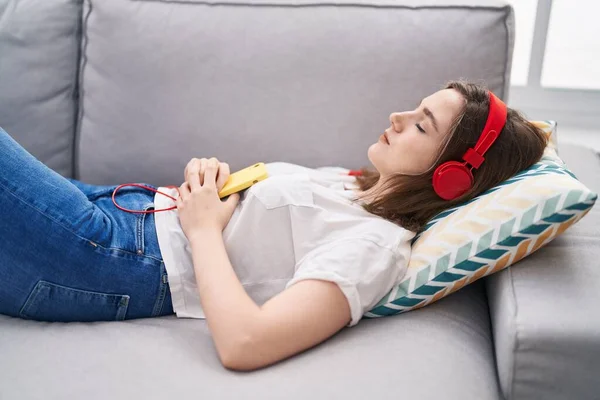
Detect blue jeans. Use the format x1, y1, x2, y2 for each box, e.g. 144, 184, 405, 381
0, 127, 174, 322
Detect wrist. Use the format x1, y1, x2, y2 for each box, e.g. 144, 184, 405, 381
188, 226, 222, 244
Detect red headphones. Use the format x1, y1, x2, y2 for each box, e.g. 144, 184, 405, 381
432, 91, 507, 201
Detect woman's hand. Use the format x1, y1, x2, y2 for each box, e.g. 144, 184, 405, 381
177, 157, 240, 242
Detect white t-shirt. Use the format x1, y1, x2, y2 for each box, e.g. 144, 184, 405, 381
153, 162, 415, 327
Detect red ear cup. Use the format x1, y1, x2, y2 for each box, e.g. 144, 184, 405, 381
431, 91, 506, 201
432, 161, 474, 201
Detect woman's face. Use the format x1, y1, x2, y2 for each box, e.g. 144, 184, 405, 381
368, 88, 465, 178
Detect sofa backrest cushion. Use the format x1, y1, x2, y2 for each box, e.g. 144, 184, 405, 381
0, 0, 82, 178
77, 0, 515, 185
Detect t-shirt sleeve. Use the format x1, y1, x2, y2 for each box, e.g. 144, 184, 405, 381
284, 238, 411, 327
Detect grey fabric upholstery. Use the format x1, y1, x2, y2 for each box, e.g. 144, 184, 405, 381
10, 1, 600, 400
0, 0, 81, 178
486, 142, 600, 400
77, 0, 514, 186
0, 280, 501, 400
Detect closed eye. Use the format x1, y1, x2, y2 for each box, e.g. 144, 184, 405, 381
416, 123, 426, 133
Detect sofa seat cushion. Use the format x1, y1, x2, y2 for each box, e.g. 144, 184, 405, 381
0, 280, 501, 400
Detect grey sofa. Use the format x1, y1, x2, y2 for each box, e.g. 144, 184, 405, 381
1, 1, 599, 399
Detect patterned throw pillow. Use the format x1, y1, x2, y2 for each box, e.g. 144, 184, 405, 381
365, 121, 598, 319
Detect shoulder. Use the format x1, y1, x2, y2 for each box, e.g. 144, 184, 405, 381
300, 231, 413, 266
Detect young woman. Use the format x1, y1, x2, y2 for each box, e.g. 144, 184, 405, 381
0, 80, 547, 371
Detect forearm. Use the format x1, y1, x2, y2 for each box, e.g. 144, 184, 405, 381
189, 228, 261, 362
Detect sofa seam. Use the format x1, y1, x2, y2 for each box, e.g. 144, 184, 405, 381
507, 265, 519, 400
501, 4, 513, 101
68, 0, 84, 179
130, 0, 510, 13
73, 0, 93, 180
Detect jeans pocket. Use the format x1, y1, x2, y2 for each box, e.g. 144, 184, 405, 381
19, 280, 130, 322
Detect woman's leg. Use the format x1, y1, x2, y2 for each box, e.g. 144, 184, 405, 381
0, 127, 172, 321
66, 178, 134, 203
0, 127, 112, 245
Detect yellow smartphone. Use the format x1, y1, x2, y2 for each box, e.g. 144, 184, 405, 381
218, 162, 269, 198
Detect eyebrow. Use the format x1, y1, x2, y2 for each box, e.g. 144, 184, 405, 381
419, 99, 439, 134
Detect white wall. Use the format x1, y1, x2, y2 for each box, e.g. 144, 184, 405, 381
504, 0, 600, 151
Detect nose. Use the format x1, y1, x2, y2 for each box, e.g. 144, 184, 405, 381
389, 112, 403, 132
389, 111, 416, 132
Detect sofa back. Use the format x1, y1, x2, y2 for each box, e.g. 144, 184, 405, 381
0, 0, 514, 185
0, 0, 82, 178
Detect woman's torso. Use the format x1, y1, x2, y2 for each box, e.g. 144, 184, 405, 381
153, 162, 411, 319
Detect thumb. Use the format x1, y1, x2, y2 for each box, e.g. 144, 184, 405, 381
225, 192, 240, 212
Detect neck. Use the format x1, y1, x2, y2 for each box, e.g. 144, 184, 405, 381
355, 178, 387, 205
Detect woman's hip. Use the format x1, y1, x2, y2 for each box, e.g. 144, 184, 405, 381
0, 217, 173, 322
0, 179, 173, 322
90, 183, 164, 262
0, 127, 174, 322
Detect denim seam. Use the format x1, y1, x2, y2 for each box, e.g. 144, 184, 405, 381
19, 280, 130, 320
136, 213, 143, 254
151, 262, 169, 317
19, 281, 45, 318
136, 202, 155, 255
93, 242, 164, 263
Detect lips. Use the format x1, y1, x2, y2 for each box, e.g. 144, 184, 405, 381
380, 132, 390, 145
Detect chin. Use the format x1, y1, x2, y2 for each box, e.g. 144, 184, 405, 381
368, 141, 379, 155
366, 146, 380, 172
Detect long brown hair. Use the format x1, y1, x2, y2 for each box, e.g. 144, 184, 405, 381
352, 79, 549, 232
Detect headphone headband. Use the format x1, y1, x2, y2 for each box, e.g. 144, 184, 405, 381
462, 91, 508, 169
432, 90, 507, 201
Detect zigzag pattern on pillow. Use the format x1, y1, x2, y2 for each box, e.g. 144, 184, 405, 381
364, 120, 598, 319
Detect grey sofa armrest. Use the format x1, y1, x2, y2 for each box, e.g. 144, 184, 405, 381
486, 143, 600, 400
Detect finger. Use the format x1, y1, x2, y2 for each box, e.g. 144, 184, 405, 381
178, 181, 190, 201
185, 158, 199, 185
215, 162, 230, 191
199, 158, 208, 186
187, 163, 203, 192
203, 158, 219, 188
185, 158, 198, 182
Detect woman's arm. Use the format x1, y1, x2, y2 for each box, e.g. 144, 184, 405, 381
190, 229, 352, 371
189, 228, 261, 365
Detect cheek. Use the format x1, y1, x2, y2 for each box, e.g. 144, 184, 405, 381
402, 139, 439, 172
415, 142, 440, 169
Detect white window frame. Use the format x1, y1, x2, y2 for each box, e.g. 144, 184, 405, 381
508, 0, 600, 129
